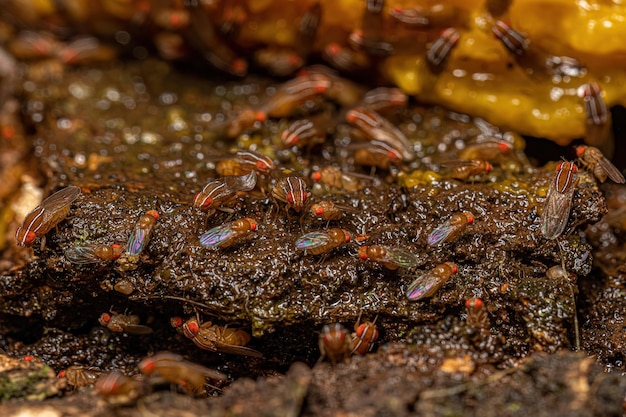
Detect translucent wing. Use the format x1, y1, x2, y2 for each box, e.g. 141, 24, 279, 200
295, 231, 331, 250
200, 223, 237, 248
123, 324, 154, 335
40, 186, 82, 211
384, 247, 419, 268
40, 186, 82, 224
225, 170, 257, 192
214, 341, 264, 358
599, 156, 626, 183
126, 226, 147, 255
64, 245, 101, 264
541, 185, 575, 240
427, 220, 455, 245
406, 272, 445, 301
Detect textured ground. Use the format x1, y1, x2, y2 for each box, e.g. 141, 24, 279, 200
0, 59, 625, 416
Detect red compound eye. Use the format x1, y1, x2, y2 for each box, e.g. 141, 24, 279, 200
100, 313, 111, 324
187, 321, 200, 335
465, 298, 484, 309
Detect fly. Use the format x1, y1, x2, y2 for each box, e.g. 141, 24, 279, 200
541, 161, 578, 239
406, 262, 458, 301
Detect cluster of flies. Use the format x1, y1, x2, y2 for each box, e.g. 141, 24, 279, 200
13, 57, 625, 379
11, 0, 625, 391
58, 351, 230, 403
56, 295, 493, 398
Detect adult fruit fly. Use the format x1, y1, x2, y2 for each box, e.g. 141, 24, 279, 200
358, 245, 419, 270
138, 351, 226, 394
350, 315, 379, 355
465, 297, 490, 330
215, 149, 275, 177
126, 210, 159, 256
406, 262, 458, 301
427, 28, 460, 71
258, 72, 331, 118
64, 244, 122, 264
576, 145, 625, 184
541, 161, 578, 240
310, 200, 357, 222
295, 228, 352, 255
311, 166, 375, 192
492, 20, 528, 56
271, 175, 310, 213
199, 217, 257, 248
171, 316, 263, 358
445, 160, 492, 181
95, 372, 145, 405
99, 312, 153, 335
427, 212, 474, 245
318, 323, 351, 365
194, 171, 257, 215
16, 185, 81, 248
581, 81, 609, 146
346, 107, 414, 161
60, 366, 101, 388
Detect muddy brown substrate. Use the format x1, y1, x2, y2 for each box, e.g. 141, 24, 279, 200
1, 61, 626, 415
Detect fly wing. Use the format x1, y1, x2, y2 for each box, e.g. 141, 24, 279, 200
295, 231, 331, 250
200, 223, 237, 248
385, 247, 419, 268
41, 186, 82, 211
40, 186, 82, 224
427, 220, 455, 245
406, 271, 445, 300
126, 226, 147, 255
599, 156, 626, 183
64, 245, 100, 264
124, 324, 154, 335
214, 341, 264, 358
541, 185, 575, 239
226, 170, 257, 192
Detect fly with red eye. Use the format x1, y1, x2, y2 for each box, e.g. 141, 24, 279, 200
492, 20, 528, 56
406, 262, 458, 301
576, 145, 625, 184
295, 228, 352, 255
126, 210, 159, 256
346, 107, 414, 161
541, 161, 578, 239
64, 243, 122, 264
194, 171, 257, 215
258, 72, 331, 118
350, 315, 379, 355
172, 316, 263, 358
358, 245, 419, 270
427, 212, 474, 246
318, 323, 351, 365
465, 297, 490, 330
16, 185, 81, 248
427, 28, 460, 71
199, 217, 257, 248
138, 351, 226, 394
271, 175, 310, 214
215, 149, 275, 176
